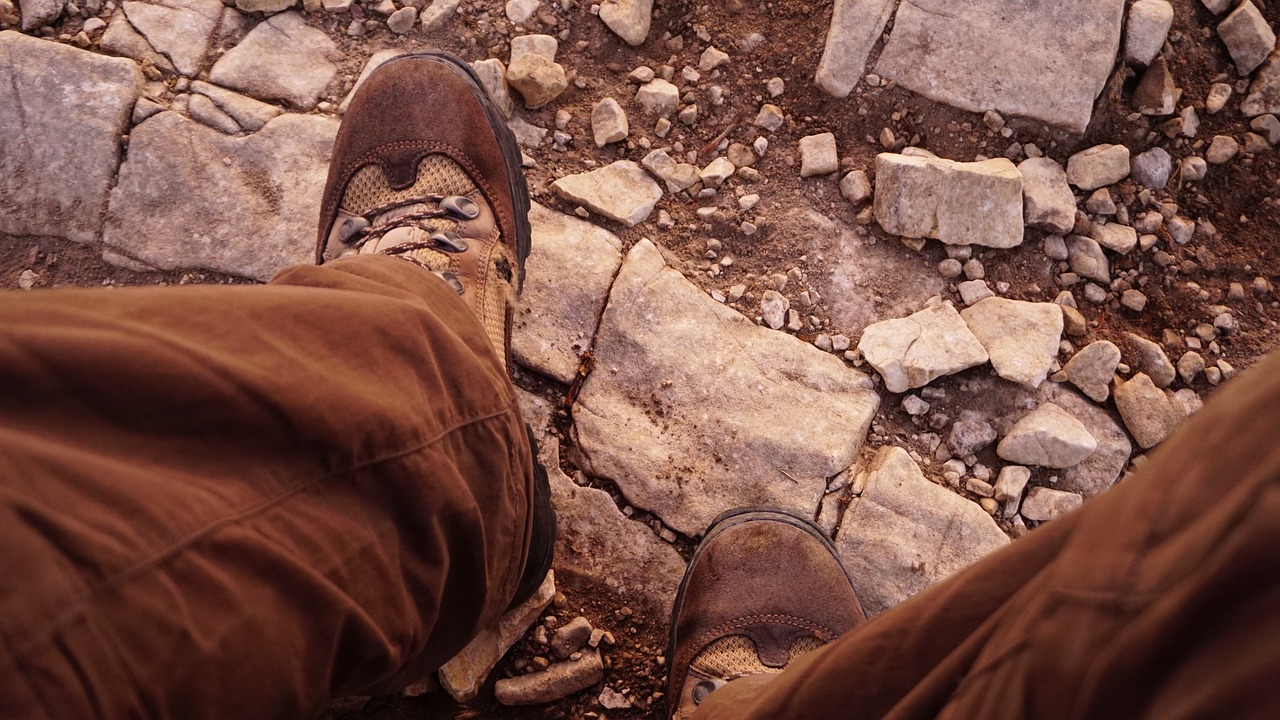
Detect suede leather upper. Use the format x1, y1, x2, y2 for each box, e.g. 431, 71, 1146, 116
667, 512, 866, 718
316, 54, 526, 278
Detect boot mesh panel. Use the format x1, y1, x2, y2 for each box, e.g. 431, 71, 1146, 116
341, 156, 477, 215
691, 635, 826, 678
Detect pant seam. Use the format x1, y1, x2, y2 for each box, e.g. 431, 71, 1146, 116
8, 402, 521, 661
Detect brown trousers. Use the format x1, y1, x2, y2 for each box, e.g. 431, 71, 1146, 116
1, 255, 1277, 719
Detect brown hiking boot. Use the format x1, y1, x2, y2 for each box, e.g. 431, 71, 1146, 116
316, 51, 531, 370
318, 52, 552, 609
666, 508, 866, 719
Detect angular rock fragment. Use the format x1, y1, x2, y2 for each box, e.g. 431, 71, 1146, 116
591, 97, 629, 146
1125, 332, 1176, 387
1067, 144, 1131, 190
1113, 373, 1185, 448
1018, 157, 1075, 234
1243, 54, 1280, 116
191, 81, 283, 132
1021, 487, 1084, 522
996, 403, 1098, 469
835, 446, 1009, 614
874, 154, 1024, 248
1219, 1, 1276, 76
495, 648, 604, 705
599, 0, 651, 46
1063, 341, 1121, 402
960, 298, 1064, 389
814, 0, 896, 98
552, 161, 662, 226
1125, 0, 1174, 66
1092, 223, 1138, 254
858, 300, 990, 393
799, 132, 839, 177
507, 54, 567, 108
1134, 56, 1179, 115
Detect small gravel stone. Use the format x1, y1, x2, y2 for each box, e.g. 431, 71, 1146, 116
1181, 156, 1208, 180
1207, 135, 1240, 164
635, 79, 679, 117
938, 258, 963, 278
1121, 289, 1148, 312
754, 103, 784, 131
760, 290, 788, 330
1206, 82, 1233, 114
902, 395, 930, 416
387, 6, 416, 33
550, 616, 594, 659
958, 279, 994, 305
766, 77, 785, 97
1130, 147, 1172, 189
799, 132, 839, 177
699, 45, 730, 71
1250, 114, 1280, 144
1177, 351, 1206, 384
507, 55, 568, 108
1021, 487, 1084, 522
839, 170, 872, 204
591, 97, 628, 146
1063, 340, 1121, 402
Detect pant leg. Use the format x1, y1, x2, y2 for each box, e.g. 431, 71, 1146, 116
698, 351, 1280, 720
0, 256, 535, 720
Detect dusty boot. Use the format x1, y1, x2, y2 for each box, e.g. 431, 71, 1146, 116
317, 52, 551, 608
666, 508, 866, 719
317, 51, 532, 371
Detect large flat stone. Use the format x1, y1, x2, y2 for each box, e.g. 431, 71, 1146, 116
874, 0, 1125, 133
0, 32, 143, 244
122, 0, 224, 77
874, 154, 1024, 248
513, 203, 624, 384
573, 240, 880, 537
814, 0, 896, 98
857, 299, 990, 393
835, 446, 1009, 615
103, 111, 337, 280
208, 11, 337, 110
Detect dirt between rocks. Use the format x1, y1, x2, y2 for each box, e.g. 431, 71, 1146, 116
4, 0, 1280, 717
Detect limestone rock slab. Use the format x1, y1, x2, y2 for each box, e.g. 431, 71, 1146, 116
122, 0, 224, 77
873, 154, 1024, 248
835, 446, 1009, 615
996, 402, 1098, 468
0, 32, 143, 244
814, 0, 896, 98
858, 300, 990, 393
547, 440, 684, 616
573, 240, 880, 537
1021, 487, 1084, 522
103, 111, 338, 280
513, 203, 623, 383
208, 11, 337, 110
18, 0, 62, 29
873, 0, 1125, 133
960, 298, 1063, 389
191, 80, 282, 131
552, 161, 662, 226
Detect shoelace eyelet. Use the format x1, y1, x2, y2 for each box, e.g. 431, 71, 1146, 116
441, 195, 480, 220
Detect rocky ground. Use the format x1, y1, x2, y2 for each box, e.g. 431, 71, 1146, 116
3, 0, 1280, 716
